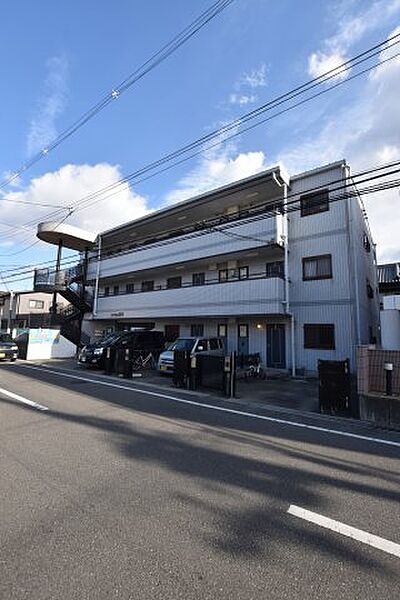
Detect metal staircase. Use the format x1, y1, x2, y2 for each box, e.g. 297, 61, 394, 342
33, 264, 93, 347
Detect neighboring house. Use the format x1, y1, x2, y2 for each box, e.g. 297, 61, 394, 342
0, 291, 70, 331
378, 262, 400, 350
36, 160, 380, 374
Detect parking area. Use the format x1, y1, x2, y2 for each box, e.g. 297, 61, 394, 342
21, 358, 320, 414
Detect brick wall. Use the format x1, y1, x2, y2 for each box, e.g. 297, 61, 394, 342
357, 346, 400, 396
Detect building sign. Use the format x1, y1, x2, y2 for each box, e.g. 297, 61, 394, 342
29, 329, 60, 344
110, 312, 125, 317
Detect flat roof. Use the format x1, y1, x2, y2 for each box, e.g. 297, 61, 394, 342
37, 222, 96, 251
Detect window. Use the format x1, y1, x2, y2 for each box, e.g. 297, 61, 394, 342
195, 339, 208, 352
300, 189, 329, 217
266, 261, 284, 278
239, 266, 249, 280
219, 269, 228, 282
190, 323, 204, 336
363, 233, 371, 253
0, 296, 6, 306
167, 276, 182, 289
192, 272, 205, 286
366, 281, 374, 299
142, 280, 154, 292
165, 324, 180, 342
209, 338, 219, 350
126, 283, 135, 294
1, 319, 8, 330
238, 324, 249, 338
218, 323, 227, 338
29, 299, 44, 309
302, 254, 332, 281
113, 285, 119, 296
104, 286, 110, 297
304, 324, 335, 350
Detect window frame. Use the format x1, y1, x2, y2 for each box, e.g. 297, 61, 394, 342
219, 268, 228, 283
304, 324, 335, 350
217, 323, 227, 338
192, 272, 205, 286
166, 276, 182, 290
190, 323, 204, 337
238, 266, 249, 280
302, 254, 333, 281
300, 189, 329, 217
141, 280, 154, 292
29, 299, 45, 309
113, 285, 119, 296
104, 286, 110, 297
126, 283, 135, 294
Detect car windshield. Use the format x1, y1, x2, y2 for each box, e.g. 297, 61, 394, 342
168, 338, 196, 352
99, 333, 120, 346
0, 334, 13, 343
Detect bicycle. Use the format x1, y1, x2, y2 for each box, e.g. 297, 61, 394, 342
244, 353, 266, 381
131, 350, 157, 371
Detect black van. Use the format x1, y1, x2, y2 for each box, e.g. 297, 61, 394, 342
78, 330, 165, 368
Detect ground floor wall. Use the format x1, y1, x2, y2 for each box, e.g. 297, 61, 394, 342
83, 311, 357, 375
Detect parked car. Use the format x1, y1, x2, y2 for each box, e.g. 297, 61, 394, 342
0, 333, 19, 362
157, 337, 225, 374
78, 330, 165, 368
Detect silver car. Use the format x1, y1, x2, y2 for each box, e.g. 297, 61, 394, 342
158, 337, 225, 374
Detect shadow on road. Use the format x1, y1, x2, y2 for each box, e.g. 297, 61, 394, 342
1, 364, 399, 578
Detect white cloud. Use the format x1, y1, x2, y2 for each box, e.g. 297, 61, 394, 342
229, 93, 257, 106
278, 27, 400, 262
237, 64, 267, 89
26, 55, 68, 156
165, 145, 268, 205
227, 64, 267, 107
308, 51, 349, 80
307, 0, 400, 79
0, 163, 149, 248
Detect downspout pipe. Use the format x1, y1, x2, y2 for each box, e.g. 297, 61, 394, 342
93, 235, 102, 317
282, 182, 296, 377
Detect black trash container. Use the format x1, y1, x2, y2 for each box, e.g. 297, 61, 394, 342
116, 347, 133, 379
104, 346, 116, 375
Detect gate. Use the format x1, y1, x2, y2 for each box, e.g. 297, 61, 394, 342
318, 359, 351, 416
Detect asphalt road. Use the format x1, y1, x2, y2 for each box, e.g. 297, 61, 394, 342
1, 363, 399, 600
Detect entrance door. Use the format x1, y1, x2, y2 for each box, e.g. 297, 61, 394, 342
238, 323, 249, 356
266, 324, 286, 368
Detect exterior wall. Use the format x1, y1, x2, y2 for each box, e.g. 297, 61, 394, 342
87, 215, 284, 281
96, 277, 285, 320
81, 161, 379, 375
287, 164, 379, 372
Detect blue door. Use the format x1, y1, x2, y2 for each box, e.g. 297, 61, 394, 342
266, 324, 286, 368
238, 323, 249, 356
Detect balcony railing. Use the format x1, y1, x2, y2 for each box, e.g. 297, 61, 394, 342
96, 274, 286, 319
33, 264, 82, 292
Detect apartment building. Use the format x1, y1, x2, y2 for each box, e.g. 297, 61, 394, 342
0, 291, 70, 331
378, 262, 400, 349
36, 160, 380, 374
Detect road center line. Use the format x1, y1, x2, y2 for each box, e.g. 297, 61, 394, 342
0, 385, 48, 411
287, 504, 400, 558
15, 364, 400, 449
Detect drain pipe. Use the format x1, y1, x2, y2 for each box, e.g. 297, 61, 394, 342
93, 235, 102, 317
283, 183, 296, 377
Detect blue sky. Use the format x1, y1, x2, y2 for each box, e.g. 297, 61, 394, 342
0, 0, 400, 288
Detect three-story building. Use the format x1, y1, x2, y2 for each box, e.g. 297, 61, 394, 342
36, 160, 380, 374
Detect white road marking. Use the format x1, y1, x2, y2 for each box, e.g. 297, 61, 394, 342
16, 364, 400, 449
0, 385, 48, 411
287, 504, 400, 558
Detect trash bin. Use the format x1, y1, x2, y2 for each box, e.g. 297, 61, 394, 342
104, 346, 116, 375
115, 347, 133, 379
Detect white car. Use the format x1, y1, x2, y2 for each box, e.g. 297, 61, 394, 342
157, 337, 225, 374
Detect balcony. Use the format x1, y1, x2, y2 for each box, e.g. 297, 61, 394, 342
87, 214, 284, 281
95, 275, 286, 319
33, 264, 83, 292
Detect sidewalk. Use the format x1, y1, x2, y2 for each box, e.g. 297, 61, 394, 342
24, 357, 319, 413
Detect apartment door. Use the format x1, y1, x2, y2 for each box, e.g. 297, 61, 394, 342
266, 324, 286, 368
238, 323, 249, 356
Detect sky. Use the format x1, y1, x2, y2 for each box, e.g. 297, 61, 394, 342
0, 0, 400, 289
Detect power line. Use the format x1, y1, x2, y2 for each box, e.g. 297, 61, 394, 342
0, 0, 234, 191
1, 29, 398, 247
3, 156, 400, 275
2, 162, 399, 285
